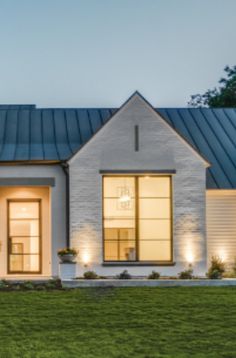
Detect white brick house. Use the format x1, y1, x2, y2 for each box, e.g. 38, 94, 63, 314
0, 92, 235, 278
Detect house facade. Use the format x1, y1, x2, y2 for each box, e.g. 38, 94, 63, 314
0, 93, 235, 279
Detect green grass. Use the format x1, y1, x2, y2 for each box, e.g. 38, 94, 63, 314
0, 287, 236, 357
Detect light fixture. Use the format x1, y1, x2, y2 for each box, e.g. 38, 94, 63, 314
119, 194, 131, 203
118, 186, 132, 209
186, 252, 194, 264
82, 252, 90, 267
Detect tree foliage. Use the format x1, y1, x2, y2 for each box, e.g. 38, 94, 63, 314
189, 65, 236, 107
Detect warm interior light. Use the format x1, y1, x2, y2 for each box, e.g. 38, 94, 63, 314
119, 194, 131, 203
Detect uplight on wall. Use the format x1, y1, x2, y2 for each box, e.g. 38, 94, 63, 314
186, 251, 194, 265
217, 249, 227, 262
82, 252, 90, 267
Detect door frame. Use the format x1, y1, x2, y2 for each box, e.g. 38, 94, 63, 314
7, 198, 42, 274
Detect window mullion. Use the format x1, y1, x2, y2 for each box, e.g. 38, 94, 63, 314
135, 176, 139, 261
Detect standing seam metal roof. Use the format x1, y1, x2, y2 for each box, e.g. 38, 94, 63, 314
0, 106, 235, 189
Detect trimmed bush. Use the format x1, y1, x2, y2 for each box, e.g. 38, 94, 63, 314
83, 271, 98, 279
45, 279, 62, 289
21, 281, 35, 290
117, 270, 131, 279
0, 280, 11, 289
178, 268, 193, 279
207, 256, 225, 279
148, 271, 160, 279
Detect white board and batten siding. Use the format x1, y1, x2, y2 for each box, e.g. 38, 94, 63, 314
207, 190, 236, 267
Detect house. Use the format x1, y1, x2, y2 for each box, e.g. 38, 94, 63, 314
0, 92, 235, 279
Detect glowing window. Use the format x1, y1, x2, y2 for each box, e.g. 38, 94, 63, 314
103, 176, 172, 262
8, 200, 41, 273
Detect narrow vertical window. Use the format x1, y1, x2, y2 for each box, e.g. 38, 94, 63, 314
8, 200, 41, 273
103, 176, 172, 262
138, 177, 171, 261
103, 177, 136, 261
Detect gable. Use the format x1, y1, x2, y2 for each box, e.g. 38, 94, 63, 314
69, 93, 208, 172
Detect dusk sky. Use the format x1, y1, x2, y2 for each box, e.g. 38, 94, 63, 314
0, 0, 235, 107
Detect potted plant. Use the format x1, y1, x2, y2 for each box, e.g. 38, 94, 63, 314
57, 248, 77, 263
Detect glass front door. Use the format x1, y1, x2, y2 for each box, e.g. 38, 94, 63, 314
8, 200, 41, 274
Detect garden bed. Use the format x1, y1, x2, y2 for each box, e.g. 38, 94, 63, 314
62, 278, 236, 288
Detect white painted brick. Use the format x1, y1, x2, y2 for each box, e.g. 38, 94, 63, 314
69, 94, 207, 276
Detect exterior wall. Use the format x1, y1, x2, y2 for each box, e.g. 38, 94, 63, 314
0, 165, 66, 277
69, 94, 207, 277
207, 190, 236, 268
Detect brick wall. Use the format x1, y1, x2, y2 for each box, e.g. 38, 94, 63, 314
69, 94, 207, 276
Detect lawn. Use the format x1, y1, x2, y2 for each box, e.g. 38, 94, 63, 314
0, 287, 236, 358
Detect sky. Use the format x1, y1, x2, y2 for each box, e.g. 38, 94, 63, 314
0, 0, 235, 108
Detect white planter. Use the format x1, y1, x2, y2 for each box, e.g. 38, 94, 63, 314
59, 262, 77, 280
58, 254, 76, 263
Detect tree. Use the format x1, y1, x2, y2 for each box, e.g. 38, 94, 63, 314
189, 65, 236, 107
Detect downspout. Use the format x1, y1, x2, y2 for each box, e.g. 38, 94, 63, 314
61, 161, 70, 248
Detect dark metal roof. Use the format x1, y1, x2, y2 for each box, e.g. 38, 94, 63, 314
0, 106, 235, 189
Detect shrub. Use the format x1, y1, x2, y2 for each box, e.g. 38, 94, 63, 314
207, 256, 225, 279
232, 258, 236, 276
117, 270, 131, 279
148, 271, 160, 279
0, 280, 11, 289
178, 268, 193, 279
45, 279, 62, 289
21, 281, 35, 290
83, 271, 98, 279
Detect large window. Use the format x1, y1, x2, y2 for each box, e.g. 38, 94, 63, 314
103, 176, 172, 262
8, 200, 41, 273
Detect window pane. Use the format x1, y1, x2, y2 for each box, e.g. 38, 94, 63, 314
104, 219, 135, 229
139, 220, 171, 240
104, 198, 135, 218
11, 237, 40, 254
139, 177, 170, 197
104, 241, 118, 260
104, 240, 136, 261
119, 241, 136, 260
139, 241, 171, 261
104, 228, 135, 240
9, 220, 39, 236
104, 177, 135, 197
9, 254, 40, 272
139, 198, 170, 219
9, 202, 39, 219
104, 228, 119, 240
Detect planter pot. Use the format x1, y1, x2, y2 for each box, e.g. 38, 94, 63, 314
58, 254, 76, 263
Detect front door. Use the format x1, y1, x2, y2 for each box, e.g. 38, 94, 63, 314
8, 199, 41, 274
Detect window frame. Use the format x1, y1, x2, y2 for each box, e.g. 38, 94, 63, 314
102, 174, 173, 264
7, 198, 42, 274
